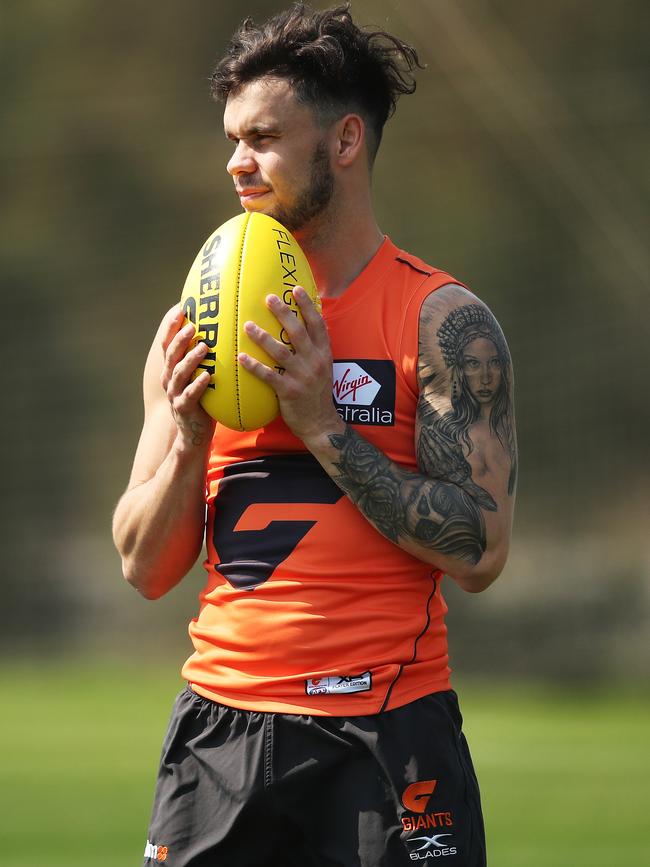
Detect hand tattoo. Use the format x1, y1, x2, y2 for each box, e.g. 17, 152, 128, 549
176, 416, 211, 446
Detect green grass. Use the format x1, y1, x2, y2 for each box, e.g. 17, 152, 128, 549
1, 662, 648, 866
460, 682, 650, 866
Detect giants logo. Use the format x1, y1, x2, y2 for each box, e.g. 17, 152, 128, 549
402, 780, 438, 813
401, 781, 454, 834
332, 360, 396, 426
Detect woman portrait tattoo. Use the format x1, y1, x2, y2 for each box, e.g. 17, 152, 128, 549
442, 305, 515, 490
418, 303, 517, 501
413, 301, 517, 563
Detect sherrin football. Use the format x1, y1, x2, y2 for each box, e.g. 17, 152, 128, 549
180, 212, 320, 431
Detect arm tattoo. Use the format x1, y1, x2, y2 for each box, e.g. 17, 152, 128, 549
423, 303, 517, 495
327, 430, 407, 545
328, 426, 488, 564
327, 302, 517, 567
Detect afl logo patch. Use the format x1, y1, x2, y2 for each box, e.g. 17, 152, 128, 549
332, 360, 396, 426
306, 671, 372, 696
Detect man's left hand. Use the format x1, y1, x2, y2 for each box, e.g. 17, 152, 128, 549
238, 286, 344, 443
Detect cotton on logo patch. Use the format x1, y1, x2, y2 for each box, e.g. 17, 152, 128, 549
332, 362, 381, 405
144, 840, 169, 862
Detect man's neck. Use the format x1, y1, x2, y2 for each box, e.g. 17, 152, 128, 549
296, 200, 384, 299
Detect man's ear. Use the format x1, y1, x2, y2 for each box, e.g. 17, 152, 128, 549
334, 114, 366, 166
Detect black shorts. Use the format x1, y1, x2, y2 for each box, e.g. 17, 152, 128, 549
143, 687, 486, 867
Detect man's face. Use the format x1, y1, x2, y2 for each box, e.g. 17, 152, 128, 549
223, 77, 335, 234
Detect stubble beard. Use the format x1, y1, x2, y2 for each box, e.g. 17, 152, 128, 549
270, 139, 334, 234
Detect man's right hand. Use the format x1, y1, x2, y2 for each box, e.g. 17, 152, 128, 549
159, 306, 216, 450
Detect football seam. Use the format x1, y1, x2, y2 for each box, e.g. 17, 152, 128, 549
233, 213, 249, 431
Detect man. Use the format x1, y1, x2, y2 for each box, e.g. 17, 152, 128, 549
113, 4, 517, 866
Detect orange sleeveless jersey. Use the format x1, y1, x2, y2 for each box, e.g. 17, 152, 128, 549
182, 238, 462, 715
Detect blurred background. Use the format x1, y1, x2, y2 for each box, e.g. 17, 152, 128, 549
1, 1, 648, 865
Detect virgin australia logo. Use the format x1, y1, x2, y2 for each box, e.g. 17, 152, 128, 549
332, 362, 381, 405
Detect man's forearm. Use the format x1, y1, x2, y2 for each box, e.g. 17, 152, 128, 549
306, 424, 507, 589
112, 442, 208, 599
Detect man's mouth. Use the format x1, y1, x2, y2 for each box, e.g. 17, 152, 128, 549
236, 187, 270, 202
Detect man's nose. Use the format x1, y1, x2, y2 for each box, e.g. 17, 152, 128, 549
227, 141, 257, 177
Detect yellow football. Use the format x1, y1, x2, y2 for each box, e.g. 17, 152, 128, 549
179, 212, 320, 431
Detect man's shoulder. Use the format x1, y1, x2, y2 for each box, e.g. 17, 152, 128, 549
393, 246, 437, 278
387, 239, 461, 287
385, 241, 467, 303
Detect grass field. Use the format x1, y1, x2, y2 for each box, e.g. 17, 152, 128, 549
1, 662, 648, 866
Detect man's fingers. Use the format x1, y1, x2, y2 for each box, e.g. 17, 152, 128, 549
260, 288, 326, 353
167, 340, 210, 397
243, 320, 295, 367
238, 352, 282, 388
265, 293, 310, 353
160, 305, 186, 353
161, 323, 197, 389
293, 286, 329, 347
171, 369, 212, 413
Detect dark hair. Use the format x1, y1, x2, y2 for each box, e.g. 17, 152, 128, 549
211, 3, 423, 160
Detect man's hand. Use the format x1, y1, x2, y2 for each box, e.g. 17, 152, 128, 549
159, 306, 216, 450
238, 287, 344, 443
